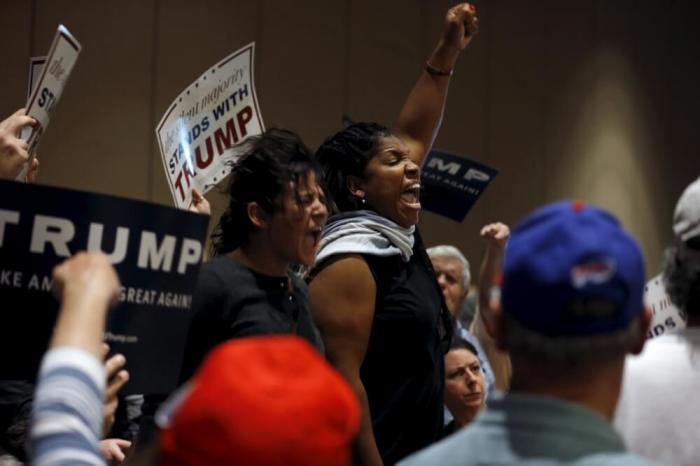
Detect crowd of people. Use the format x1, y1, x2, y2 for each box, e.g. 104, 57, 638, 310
1, 2, 699, 465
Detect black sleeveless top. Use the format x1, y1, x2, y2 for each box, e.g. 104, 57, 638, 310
361, 230, 452, 465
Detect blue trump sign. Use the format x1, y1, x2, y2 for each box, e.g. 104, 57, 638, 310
0, 180, 209, 394
420, 149, 498, 222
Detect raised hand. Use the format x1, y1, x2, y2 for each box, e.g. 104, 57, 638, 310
50, 252, 121, 356
52, 252, 121, 311
0, 109, 37, 180
478, 222, 510, 334
443, 3, 479, 51
480, 222, 510, 251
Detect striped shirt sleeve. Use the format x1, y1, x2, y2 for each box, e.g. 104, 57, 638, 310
29, 347, 106, 466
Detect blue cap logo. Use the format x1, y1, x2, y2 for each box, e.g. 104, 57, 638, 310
570, 257, 617, 289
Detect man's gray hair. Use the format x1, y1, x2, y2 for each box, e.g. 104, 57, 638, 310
427, 245, 471, 289
502, 314, 644, 367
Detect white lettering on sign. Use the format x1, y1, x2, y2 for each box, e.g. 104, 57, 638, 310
463, 168, 491, 182
427, 157, 491, 183
137, 232, 177, 273
0, 210, 20, 247
87, 224, 130, 264
30, 215, 75, 256
427, 157, 461, 175
1, 211, 203, 275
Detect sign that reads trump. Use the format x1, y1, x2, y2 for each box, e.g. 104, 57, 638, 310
420, 149, 498, 222
0, 180, 209, 395
156, 42, 264, 209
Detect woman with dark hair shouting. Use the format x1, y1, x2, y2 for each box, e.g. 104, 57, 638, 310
309, 4, 479, 465
180, 128, 328, 381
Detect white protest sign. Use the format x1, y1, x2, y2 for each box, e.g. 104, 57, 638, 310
18, 25, 81, 180
20, 56, 47, 141
645, 273, 686, 339
27, 56, 48, 99
156, 42, 264, 209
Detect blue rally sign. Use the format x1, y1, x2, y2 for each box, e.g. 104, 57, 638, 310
420, 149, 498, 222
0, 180, 209, 394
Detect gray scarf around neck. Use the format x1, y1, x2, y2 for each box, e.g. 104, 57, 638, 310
314, 210, 415, 267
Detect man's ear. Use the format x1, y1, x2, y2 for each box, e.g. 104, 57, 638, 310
346, 176, 365, 200
247, 201, 269, 229
630, 305, 653, 355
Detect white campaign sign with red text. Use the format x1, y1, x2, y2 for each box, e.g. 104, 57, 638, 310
156, 42, 264, 209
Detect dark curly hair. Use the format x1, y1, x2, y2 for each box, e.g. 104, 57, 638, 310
662, 242, 700, 320
210, 128, 323, 256
315, 122, 391, 213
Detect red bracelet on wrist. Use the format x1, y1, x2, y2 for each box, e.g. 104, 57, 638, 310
425, 61, 453, 76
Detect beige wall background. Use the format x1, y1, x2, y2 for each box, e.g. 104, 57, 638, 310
1, 0, 698, 278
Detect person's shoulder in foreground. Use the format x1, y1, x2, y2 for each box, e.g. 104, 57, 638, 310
30, 347, 106, 466
398, 393, 660, 466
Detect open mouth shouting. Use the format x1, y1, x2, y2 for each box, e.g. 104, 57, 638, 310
401, 182, 421, 210
306, 226, 323, 251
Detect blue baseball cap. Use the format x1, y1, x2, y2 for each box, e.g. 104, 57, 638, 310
501, 200, 646, 337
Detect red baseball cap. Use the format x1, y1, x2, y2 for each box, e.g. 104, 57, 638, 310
159, 336, 360, 466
